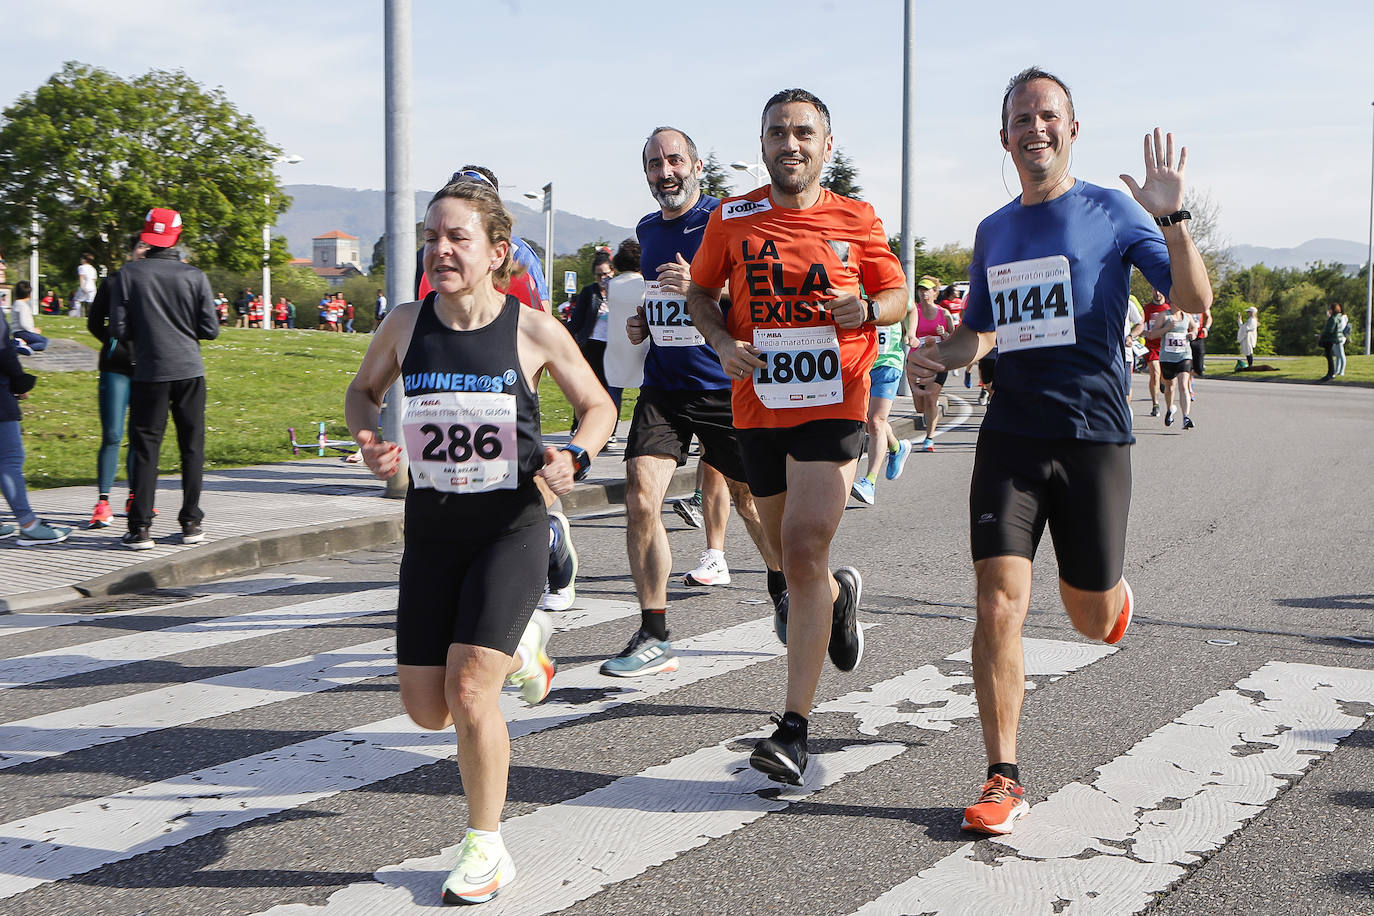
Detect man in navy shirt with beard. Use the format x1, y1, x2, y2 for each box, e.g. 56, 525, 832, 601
599, 126, 783, 678
908, 67, 1212, 836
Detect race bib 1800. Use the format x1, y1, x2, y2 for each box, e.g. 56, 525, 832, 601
643, 280, 705, 347
987, 255, 1076, 353
752, 325, 842, 408
402, 391, 517, 494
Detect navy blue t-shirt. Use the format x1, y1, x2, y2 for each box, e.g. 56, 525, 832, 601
962, 180, 1173, 443
636, 195, 730, 390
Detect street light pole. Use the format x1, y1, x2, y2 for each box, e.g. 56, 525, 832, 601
262, 154, 302, 329
899, 0, 918, 289
380, 0, 414, 498
1365, 100, 1372, 356
730, 160, 767, 189
540, 183, 554, 296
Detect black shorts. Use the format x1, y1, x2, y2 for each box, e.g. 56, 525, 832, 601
1160, 359, 1193, 380
978, 355, 996, 387
969, 429, 1131, 592
396, 488, 547, 664
735, 418, 865, 498
915, 371, 949, 390
625, 385, 748, 482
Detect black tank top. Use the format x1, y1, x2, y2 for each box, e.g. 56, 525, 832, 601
400, 293, 545, 530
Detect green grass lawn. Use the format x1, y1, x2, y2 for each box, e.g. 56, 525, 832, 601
1199, 352, 1374, 386
18, 317, 636, 489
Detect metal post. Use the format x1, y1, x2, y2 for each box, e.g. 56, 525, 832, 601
1365, 100, 1372, 356
261, 194, 272, 329
542, 182, 554, 297
380, 0, 414, 498
896, 0, 918, 397
29, 211, 39, 300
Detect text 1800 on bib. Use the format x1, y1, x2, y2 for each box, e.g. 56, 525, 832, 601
751, 325, 842, 408
643, 280, 705, 347
402, 391, 518, 494
987, 255, 1076, 353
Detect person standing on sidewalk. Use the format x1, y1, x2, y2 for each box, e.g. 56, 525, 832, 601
85, 234, 147, 528
907, 67, 1212, 836
71, 253, 98, 318
689, 90, 909, 784
1, 308, 70, 544
346, 178, 613, 905
108, 207, 220, 549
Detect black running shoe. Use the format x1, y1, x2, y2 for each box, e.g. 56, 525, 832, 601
750, 711, 808, 785
121, 527, 154, 551
1149, 404, 1159, 417
772, 590, 789, 646
829, 567, 864, 672
547, 512, 577, 591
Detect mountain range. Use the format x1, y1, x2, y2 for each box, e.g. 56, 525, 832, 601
274, 184, 635, 266
275, 184, 1367, 275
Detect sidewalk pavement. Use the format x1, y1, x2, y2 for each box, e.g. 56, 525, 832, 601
1, 410, 940, 613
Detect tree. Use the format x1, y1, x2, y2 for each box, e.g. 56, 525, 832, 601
700, 151, 735, 200
886, 234, 973, 288
0, 62, 288, 288
821, 148, 862, 199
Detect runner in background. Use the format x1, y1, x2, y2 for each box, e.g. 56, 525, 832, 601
1147, 301, 1197, 429
1142, 288, 1170, 416
851, 290, 913, 506
911, 275, 955, 452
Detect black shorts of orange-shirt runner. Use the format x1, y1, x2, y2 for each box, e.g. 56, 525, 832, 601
734, 418, 865, 499
969, 429, 1131, 592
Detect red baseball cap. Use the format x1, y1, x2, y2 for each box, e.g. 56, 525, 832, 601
141, 207, 183, 246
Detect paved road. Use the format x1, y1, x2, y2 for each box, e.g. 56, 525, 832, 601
1, 377, 1370, 916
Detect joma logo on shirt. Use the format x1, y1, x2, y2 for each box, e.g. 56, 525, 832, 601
722, 198, 772, 219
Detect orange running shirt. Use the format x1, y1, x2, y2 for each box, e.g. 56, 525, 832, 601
691, 187, 906, 429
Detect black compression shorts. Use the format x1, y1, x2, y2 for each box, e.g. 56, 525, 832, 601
735, 418, 865, 498
1160, 359, 1193, 380
625, 385, 748, 483
396, 488, 547, 664
969, 429, 1131, 592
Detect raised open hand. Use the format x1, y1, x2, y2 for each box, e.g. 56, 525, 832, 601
1120, 127, 1187, 219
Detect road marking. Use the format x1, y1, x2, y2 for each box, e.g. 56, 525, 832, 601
0, 597, 640, 771
0, 615, 786, 899
255, 637, 1113, 916
848, 661, 1374, 916
0, 574, 325, 638
0, 589, 398, 690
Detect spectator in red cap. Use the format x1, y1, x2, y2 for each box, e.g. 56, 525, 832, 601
108, 207, 220, 550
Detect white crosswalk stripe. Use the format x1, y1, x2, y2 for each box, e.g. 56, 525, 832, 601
1, 574, 1369, 916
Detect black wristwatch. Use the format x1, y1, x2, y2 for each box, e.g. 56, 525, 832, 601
864, 298, 881, 324
1154, 209, 1192, 227
560, 443, 591, 482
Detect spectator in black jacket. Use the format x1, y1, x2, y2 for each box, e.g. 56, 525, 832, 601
567, 250, 618, 433
109, 207, 219, 549
84, 233, 146, 529
1, 309, 71, 544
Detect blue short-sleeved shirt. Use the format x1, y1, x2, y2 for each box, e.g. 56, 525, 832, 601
636, 195, 730, 390
962, 180, 1173, 443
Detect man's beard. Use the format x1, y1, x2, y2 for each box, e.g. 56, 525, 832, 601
651, 171, 699, 210
765, 157, 818, 195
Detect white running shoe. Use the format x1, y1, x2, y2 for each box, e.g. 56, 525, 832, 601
538, 583, 575, 612
441, 831, 516, 905
683, 550, 730, 586
507, 610, 556, 704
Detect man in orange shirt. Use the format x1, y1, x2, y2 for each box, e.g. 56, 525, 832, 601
688, 88, 908, 786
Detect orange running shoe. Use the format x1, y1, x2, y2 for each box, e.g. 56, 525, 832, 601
961, 774, 1029, 834
87, 499, 113, 529
1104, 578, 1133, 645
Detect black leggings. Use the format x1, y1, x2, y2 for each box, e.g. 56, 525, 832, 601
1323, 342, 1336, 378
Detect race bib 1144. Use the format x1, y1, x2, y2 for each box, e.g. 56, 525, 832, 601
643, 280, 705, 347
752, 325, 843, 408
987, 255, 1076, 353
402, 391, 518, 494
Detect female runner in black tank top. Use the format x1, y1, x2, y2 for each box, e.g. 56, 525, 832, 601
344, 179, 614, 904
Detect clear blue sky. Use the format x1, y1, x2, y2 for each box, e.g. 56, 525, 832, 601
6, 1, 1374, 254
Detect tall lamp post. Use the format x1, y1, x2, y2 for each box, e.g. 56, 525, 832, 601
262, 154, 303, 329
1365, 100, 1372, 356
523, 183, 554, 295
730, 160, 768, 189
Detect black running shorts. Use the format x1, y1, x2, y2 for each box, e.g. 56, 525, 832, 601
396, 488, 546, 664
735, 418, 865, 498
969, 429, 1131, 592
978, 355, 997, 387
1160, 359, 1193, 380
625, 385, 748, 483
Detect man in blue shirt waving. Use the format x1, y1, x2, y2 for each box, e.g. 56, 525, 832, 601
908, 67, 1213, 836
